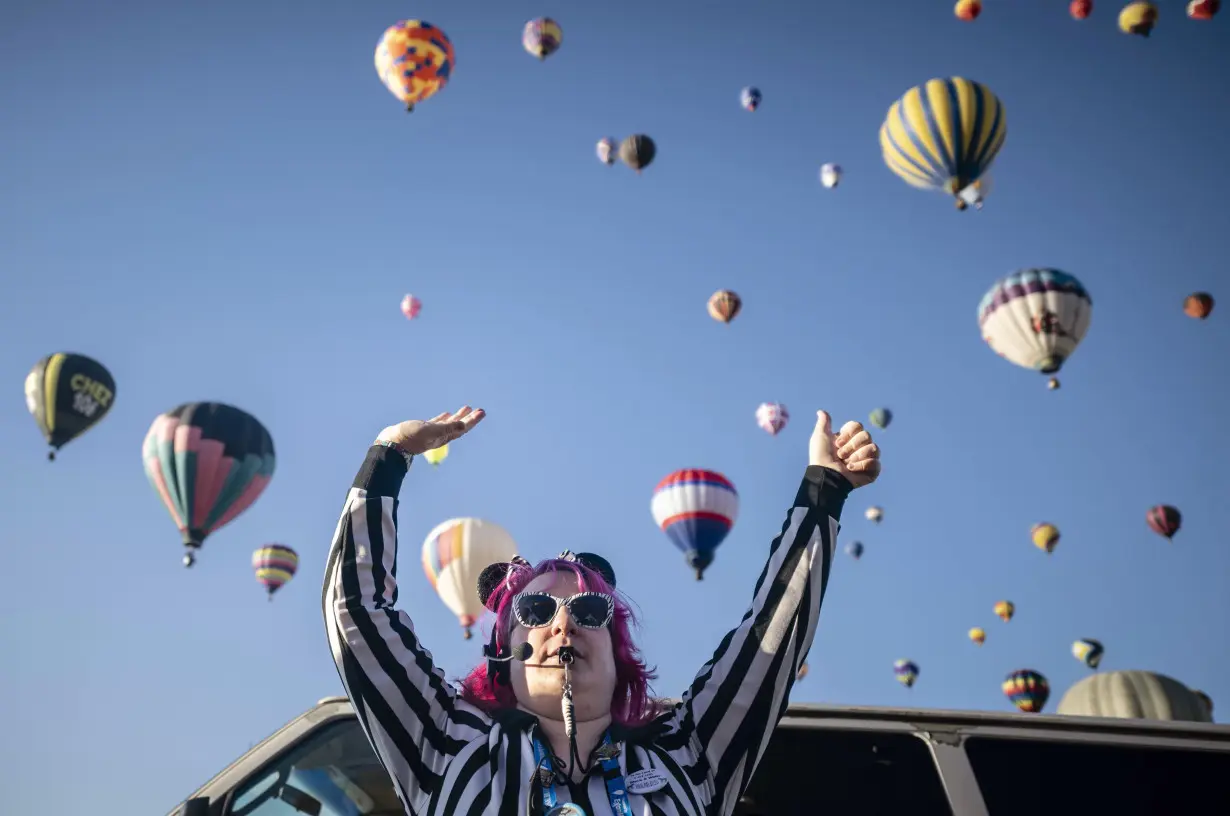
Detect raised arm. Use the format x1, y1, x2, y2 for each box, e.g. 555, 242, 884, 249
659, 411, 880, 815
322, 408, 489, 812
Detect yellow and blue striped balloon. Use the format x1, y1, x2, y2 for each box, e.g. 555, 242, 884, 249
253, 544, 298, 601
880, 77, 1006, 209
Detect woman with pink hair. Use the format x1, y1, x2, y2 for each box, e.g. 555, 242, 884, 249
324, 405, 881, 816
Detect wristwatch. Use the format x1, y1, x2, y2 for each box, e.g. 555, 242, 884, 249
375, 439, 415, 469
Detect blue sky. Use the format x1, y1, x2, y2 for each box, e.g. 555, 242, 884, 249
1, 1, 1227, 812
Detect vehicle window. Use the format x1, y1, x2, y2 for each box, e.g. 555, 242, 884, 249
734, 727, 953, 815
965, 734, 1230, 815
224, 719, 401, 816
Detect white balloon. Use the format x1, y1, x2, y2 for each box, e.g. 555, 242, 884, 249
422, 518, 518, 638
978, 269, 1092, 376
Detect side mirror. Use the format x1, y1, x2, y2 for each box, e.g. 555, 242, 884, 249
181, 798, 211, 816
278, 784, 323, 816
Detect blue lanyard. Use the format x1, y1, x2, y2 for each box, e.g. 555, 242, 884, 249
531, 731, 632, 816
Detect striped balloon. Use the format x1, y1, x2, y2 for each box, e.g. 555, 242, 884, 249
253, 544, 299, 600
1003, 669, 1050, 713
142, 403, 276, 567
978, 268, 1092, 388
894, 659, 919, 688
651, 469, 738, 580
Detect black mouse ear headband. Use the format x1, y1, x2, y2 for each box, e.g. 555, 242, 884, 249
476, 551, 617, 613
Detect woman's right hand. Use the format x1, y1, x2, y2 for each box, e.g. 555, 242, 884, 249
376, 406, 487, 454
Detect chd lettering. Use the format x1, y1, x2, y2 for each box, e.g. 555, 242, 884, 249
70, 374, 114, 418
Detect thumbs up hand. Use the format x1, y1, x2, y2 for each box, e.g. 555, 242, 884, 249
809, 411, 881, 489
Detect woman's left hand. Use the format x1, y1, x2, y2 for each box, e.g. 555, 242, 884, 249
809, 410, 881, 489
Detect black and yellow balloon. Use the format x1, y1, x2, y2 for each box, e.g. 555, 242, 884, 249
880, 77, 1006, 210
24, 353, 117, 460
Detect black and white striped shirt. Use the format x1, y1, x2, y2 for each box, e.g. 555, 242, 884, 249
324, 445, 850, 816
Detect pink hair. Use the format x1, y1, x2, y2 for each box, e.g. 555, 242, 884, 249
458, 558, 662, 727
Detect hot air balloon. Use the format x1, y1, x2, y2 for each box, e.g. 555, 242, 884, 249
619, 135, 655, 174
1188, 0, 1220, 20
1032, 522, 1060, 554
1146, 505, 1181, 540
596, 138, 615, 166
1119, 2, 1158, 36
969, 627, 987, 646
740, 86, 762, 112
755, 403, 789, 436
374, 20, 455, 112
957, 173, 992, 210
869, 408, 892, 430
1071, 0, 1093, 19
651, 469, 738, 580
894, 659, 919, 688
797, 662, 809, 681
1004, 669, 1050, 713
522, 17, 562, 60
880, 77, 1006, 210
422, 517, 518, 639
846, 541, 864, 560
422, 444, 449, 467
994, 600, 1015, 622
979, 268, 1092, 390
1184, 293, 1213, 319
142, 403, 276, 567
707, 290, 742, 324
1072, 638, 1104, 669
1057, 671, 1211, 722
819, 163, 842, 189
24, 353, 116, 461
401, 294, 422, 320
865, 506, 883, 524
955, 0, 982, 21
252, 544, 298, 601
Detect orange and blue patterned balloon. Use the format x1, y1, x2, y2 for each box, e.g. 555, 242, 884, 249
142, 402, 276, 567
1003, 669, 1049, 713
375, 20, 456, 112
253, 544, 299, 601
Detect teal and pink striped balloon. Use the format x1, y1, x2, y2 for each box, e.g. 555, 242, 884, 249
142, 402, 276, 567
253, 544, 298, 601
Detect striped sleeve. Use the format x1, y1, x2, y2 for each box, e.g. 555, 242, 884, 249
660, 465, 851, 816
322, 445, 492, 814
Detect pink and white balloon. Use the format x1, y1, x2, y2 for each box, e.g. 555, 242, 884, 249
400, 294, 422, 320
755, 402, 789, 435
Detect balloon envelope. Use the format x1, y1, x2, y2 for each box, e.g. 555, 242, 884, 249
25, 352, 116, 459
253, 544, 299, 598
375, 21, 455, 111
651, 469, 738, 579
422, 518, 518, 638
979, 268, 1092, 377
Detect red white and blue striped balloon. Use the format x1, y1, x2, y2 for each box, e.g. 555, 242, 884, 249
651, 469, 738, 580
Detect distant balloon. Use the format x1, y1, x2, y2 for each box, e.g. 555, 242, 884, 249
651, 469, 738, 580
979, 268, 1092, 390
253, 544, 298, 601
1058, 670, 1211, 722
994, 600, 1015, 622
1146, 505, 1181, 540
619, 135, 656, 173
374, 20, 455, 112
422, 444, 449, 467
740, 86, 762, 112
819, 163, 842, 189
755, 402, 789, 436
1188, 0, 1220, 20
1184, 292, 1213, 319
1071, 0, 1094, 20
596, 138, 616, 166
797, 662, 809, 681
401, 294, 422, 320
707, 290, 742, 324
1004, 669, 1050, 713
1072, 638, 1104, 669
142, 403, 276, 567
865, 506, 883, 524
1032, 522, 1060, 554
969, 627, 986, 646
1119, 2, 1158, 36
894, 659, 919, 688
422, 517, 518, 639
25, 352, 116, 461
522, 17, 563, 60
955, 0, 982, 21
846, 541, 864, 560
869, 408, 892, 429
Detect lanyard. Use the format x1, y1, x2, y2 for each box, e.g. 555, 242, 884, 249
531, 731, 633, 816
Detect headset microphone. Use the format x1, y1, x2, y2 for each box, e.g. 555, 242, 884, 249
484, 642, 534, 662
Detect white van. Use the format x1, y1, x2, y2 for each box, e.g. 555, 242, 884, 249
169, 695, 1230, 815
